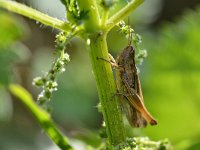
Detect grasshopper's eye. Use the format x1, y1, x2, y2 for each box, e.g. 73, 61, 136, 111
130, 46, 134, 51
129, 46, 135, 56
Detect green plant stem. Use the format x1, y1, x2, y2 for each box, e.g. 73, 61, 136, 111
9, 84, 73, 150
105, 0, 144, 31
0, 0, 73, 31
77, 0, 144, 146
101, 9, 109, 27
77, 0, 126, 145
77, 0, 100, 32
89, 32, 126, 145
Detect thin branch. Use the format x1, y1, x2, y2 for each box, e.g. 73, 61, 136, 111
0, 0, 73, 31
105, 0, 144, 31
9, 84, 73, 150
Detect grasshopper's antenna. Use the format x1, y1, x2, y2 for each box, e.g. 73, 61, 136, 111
128, 17, 132, 46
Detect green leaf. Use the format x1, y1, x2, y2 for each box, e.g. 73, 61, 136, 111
9, 84, 73, 150
60, 0, 89, 23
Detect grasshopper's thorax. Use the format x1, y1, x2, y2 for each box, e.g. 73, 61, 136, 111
116, 45, 137, 89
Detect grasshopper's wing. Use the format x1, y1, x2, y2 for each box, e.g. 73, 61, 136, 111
122, 77, 157, 126
116, 73, 147, 127
119, 77, 147, 127
124, 101, 147, 128
135, 74, 144, 101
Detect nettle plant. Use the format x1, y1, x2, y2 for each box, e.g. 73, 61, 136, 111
0, 0, 171, 149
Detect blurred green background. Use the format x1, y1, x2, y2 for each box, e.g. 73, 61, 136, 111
1, 0, 200, 149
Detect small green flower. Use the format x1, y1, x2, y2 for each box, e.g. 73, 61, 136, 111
117, 21, 147, 66
32, 77, 46, 86
33, 31, 70, 109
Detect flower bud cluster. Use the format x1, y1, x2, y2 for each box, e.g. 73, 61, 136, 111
118, 21, 147, 65
117, 137, 172, 150
33, 32, 70, 108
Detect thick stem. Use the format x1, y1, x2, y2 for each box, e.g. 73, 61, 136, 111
101, 9, 109, 27
9, 84, 73, 150
0, 0, 74, 31
76, 0, 126, 144
77, 0, 100, 32
89, 32, 126, 145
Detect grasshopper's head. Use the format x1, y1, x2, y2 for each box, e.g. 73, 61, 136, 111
118, 45, 135, 63
126, 45, 135, 58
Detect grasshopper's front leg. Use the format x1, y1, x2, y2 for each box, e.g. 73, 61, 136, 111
97, 53, 119, 68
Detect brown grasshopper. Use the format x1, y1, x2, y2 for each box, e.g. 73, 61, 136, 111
112, 44, 157, 127
98, 39, 157, 127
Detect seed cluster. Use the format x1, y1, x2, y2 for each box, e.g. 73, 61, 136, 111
118, 21, 147, 65
33, 32, 70, 109
118, 137, 171, 150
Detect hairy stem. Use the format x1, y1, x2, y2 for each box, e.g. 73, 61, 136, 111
105, 0, 144, 31
77, 0, 100, 32
77, 0, 126, 145
89, 32, 126, 145
9, 84, 73, 150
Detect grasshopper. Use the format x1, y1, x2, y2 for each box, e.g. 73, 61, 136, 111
98, 32, 157, 127
112, 44, 157, 127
